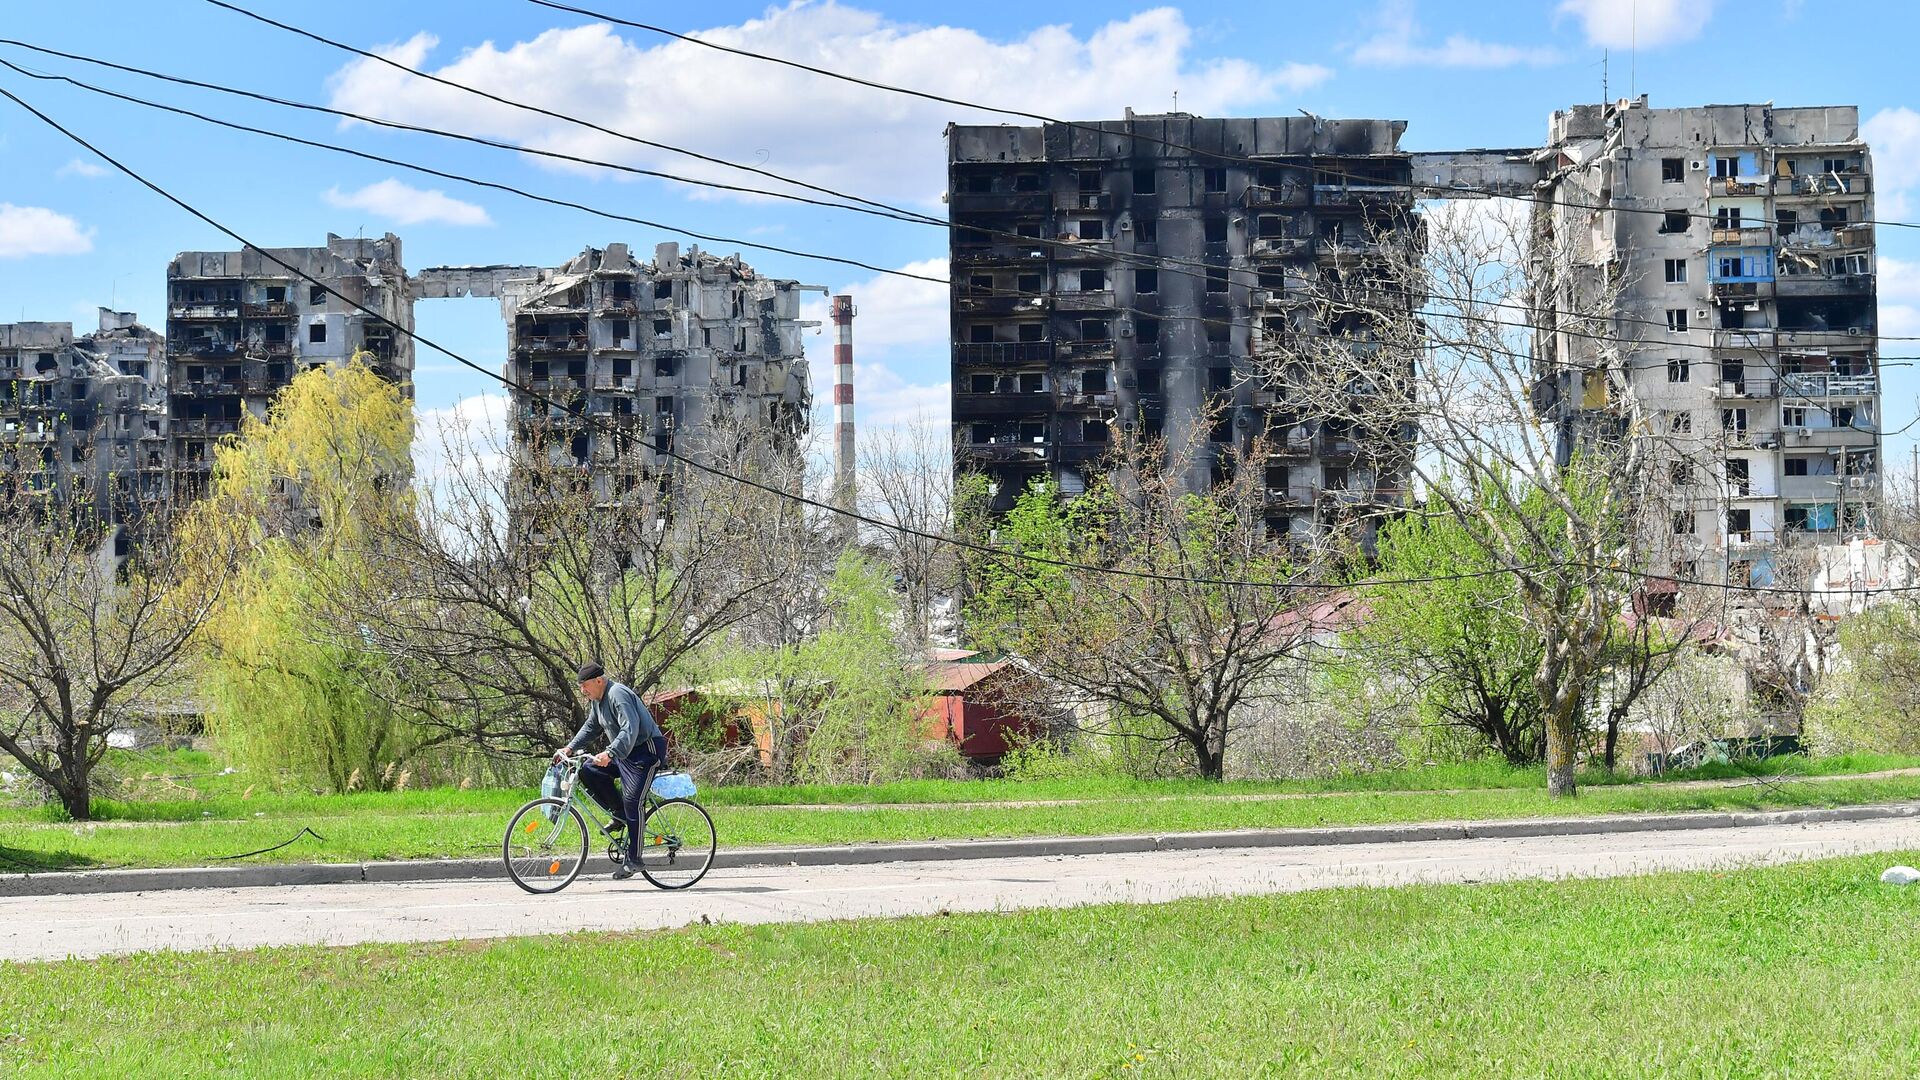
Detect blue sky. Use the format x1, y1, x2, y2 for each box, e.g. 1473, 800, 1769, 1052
2, 0, 1916, 459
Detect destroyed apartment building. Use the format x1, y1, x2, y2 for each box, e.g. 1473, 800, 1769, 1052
413, 242, 816, 504
946, 112, 1421, 542
0, 309, 167, 545
1522, 99, 1882, 588
164, 233, 412, 502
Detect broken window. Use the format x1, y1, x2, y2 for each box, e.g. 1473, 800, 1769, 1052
1713, 207, 1742, 230
1082, 419, 1108, 443
1132, 169, 1155, 195
1204, 217, 1229, 244
1721, 407, 1748, 434
1660, 211, 1689, 234
653, 319, 671, 337
1080, 220, 1105, 241
266, 286, 286, 303
1662, 157, 1685, 183
1665, 309, 1689, 332
1322, 466, 1348, 490
1819, 207, 1850, 230
1080, 319, 1111, 342
1206, 267, 1229, 294
969, 275, 994, 295
308, 322, 327, 344
1664, 258, 1687, 283
1265, 465, 1289, 493
655, 356, 677, 378
1668, 411, 1692, 434
1137, 367, 1162, 394
1137, 218, 1157, 243
969, 325, 995, 344
1672, 511, 1696, 535
1013, 173, 1043, 192
611, 319, 631, 341
1725, 458, 1750, 496
1017, 323, 1045, 342
1135, 269, 1158, 294
1136, 316, 1159, 344
1209, 366, 1233, 391
1016, 222, 1043, 239
1209, 417, 1232, 443
1020, 421, 1046, 444
1203, 168, 1227, 193
1668, 358, 1690, 383
1019, 372, 1044, 393
1784, 457, 1810, 477
1777, 209, 1798, 234
310, 286, 326, 305
654, 280, 673, 300
1017, 273, 1044, 293
1783, 406, 1807, 427
959, 173, 992, 194
1714, 156, 1738, 178
611, 280, 633, 300
1082, 369, 1108, 393
1834, 405, 1857, 428
969, 374, 994, 394
1079, 269, 1107, 291
612, 357, 632, 377
1078, 170, 1101, 193
1671, 461, 1694, 486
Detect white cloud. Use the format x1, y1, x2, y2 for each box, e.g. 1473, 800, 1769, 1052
1881, 256, 1920, 346
792, 258, 951, 443
800, 258, 949, 354
56, 158, 107, 179
1865, 106, 1920, 219
0, 204, 94, 258
325, 4, 1331, 206
1353, 1, 1560, 68
1556, 0, 1715, 48
323, 179, 493, 227
413, 392, 510, 484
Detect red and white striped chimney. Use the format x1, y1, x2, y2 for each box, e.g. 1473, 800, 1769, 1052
830, 294, 855, 506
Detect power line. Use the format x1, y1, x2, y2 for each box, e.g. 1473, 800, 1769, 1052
524, 0, 1919, 232
8, 80, 1902, 603
11, 38, 1916, 355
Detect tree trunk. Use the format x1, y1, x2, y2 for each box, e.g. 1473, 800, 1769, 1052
56, 771, 92, 821
1602, 708, 1622, 773
1545, 705, 1577, 798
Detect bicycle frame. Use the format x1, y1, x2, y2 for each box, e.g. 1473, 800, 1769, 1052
551, 753, 671, 851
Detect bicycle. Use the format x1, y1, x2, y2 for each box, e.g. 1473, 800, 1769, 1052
502, 752, 716, 894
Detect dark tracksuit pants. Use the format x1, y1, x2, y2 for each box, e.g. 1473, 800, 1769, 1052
579, 735, 669, 861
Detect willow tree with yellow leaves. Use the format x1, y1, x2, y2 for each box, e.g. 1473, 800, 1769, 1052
192, 357, 420, 793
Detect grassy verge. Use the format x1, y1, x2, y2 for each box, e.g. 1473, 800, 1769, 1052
7, 769, 1920, 872
7, 853, 1920, 1076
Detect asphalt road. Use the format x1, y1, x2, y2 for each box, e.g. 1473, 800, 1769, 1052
8, 816, 1917, 963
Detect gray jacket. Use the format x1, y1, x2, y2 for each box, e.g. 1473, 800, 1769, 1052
564, 680, 664, 759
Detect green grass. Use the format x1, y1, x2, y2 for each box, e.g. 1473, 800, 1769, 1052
7, 853, 1920, 1077
7, 761, 1920, 872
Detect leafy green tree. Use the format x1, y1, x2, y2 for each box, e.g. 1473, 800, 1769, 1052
195, 359, 416, 792
1356, 483, 1548, 765
1807, 602, 1920, 754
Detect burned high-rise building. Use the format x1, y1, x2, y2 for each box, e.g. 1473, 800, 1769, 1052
415, 242, 815, 502
0, 310, 166, 544
946, 113, 1420, 541
165, 233, 412, 501
1527, 99, 1881, 586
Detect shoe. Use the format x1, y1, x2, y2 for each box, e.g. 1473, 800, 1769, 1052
612, 858, 640, 881
601, 819, 626, 839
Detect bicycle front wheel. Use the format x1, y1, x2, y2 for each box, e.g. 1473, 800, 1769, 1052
503, 797, 589, 894
637, 798, 715, 890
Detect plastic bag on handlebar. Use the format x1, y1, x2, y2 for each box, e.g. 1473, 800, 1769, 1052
540, 763, 566, 821
650, 771, 696, 799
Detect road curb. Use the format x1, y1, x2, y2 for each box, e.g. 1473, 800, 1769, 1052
7, 800, 1918, 898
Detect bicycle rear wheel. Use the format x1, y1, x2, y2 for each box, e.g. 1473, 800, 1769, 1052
637, 798, 715, 890
503, 798, 589, 894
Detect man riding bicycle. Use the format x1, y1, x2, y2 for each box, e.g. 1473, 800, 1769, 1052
553, 661, 668, 880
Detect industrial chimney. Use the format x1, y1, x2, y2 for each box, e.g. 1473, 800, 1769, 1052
830, 294, 855, 509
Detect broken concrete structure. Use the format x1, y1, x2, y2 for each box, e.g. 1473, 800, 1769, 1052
414, 242, 816, 500
946, 112, 1420, 541
164, 233, 412, 501
1522, 99, 1881, 587
0, 310, 167, 545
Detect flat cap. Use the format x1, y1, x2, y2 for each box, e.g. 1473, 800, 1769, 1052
576, 661, 605, 682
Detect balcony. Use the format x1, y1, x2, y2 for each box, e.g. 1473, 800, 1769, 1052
1056, 191, 1112, 212
168, 303, 240, 321
1243, 183, 1308, 209
1250, 236, 1312, 260
1054, 290, 1115, 312
1055, 391, 1116, 410
1056, 441, 1110, 464
953, 243, 1050, 266
1713, 328, 1772, 351
518, 334, 590, 353
1780, 223, 1874, 251
1050, 238, 1115, 263
1774, 173, 1871, 197
953, 341, 1054, 365
1319, 435, 1360, 460
1314, 184, 1407, 208
964, 441, 1048, 464
954, 392, 1049, 419
1709, 280, 1766, 302
1709, 226, 1773, 247
1781, 372, 1878, 397
956, 294, 1047, 316
1055, 340, 1115, 362
1778, 327, 1873, 350
242, 301, 292, 319
947, 191, 1050, 215
1713, 378, 1777, 399
1772, 273, 1873, 300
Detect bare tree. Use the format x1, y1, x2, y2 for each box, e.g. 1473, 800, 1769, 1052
1268, 200, 1689, 795
964, 435, 1326, 780
0, 471, 224, 819
320, 411, 807, 757
856, 418, 960, 648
